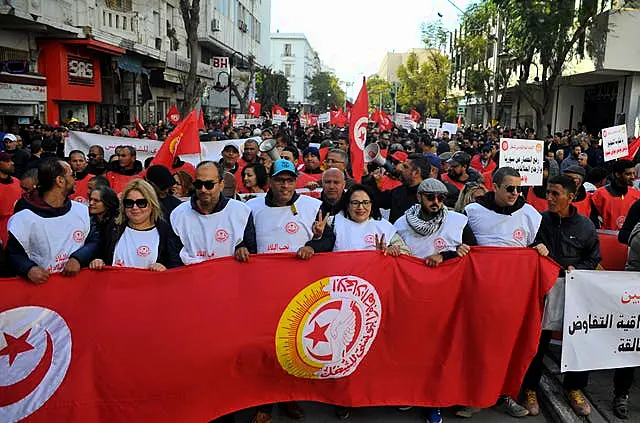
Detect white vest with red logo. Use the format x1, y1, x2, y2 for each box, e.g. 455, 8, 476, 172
8, 201, 90, 273
170, 198, 251, 264
112, 226, 160, 268
331, 212, 397, 252
465, 202, 541, 247
394, 210, 467, 258
247, 194, 321, 253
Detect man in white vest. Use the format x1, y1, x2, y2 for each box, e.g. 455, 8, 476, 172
459, 166, 548, 419
246, 159, 329, 423
170, 161, 256, 264
395, 178, 476, 266
7, 157, 99, 283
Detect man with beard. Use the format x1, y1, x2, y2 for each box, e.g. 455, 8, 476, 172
563, 165, 591, 217
470, 145, 496, 173
441, 151, 482, 191
68, 150, 94, 204
561, 143, 581, 171
170, 161, 255, 265
591, 159, 640, 230
3, 133, 30, 177
86, 145, 109, 175
0, 152, 22, 249
106, 145, 143, 193
7, 157, 99, 282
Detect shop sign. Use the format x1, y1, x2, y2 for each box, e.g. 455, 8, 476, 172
0, 83, 46, 102
67, 55, 95, 86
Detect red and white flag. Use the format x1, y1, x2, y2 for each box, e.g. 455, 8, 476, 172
248, 101, 261, 118
166, 105, 180, 125
134, 116, 145, 133
410, 109, 421, 122
371, 109, 392, 131
150, 110, 200, 169
330, 108, 348, 128
272, 105, 286, 116
349, 78, 369, 182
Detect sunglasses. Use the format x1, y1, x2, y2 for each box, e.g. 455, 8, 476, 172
422, 193, 446, 202
504, 185, 522, 194
87, 154, 97, 159
193, 179, 218, 190
123, 198, 148, 209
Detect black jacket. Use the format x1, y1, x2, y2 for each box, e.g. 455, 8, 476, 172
619, 198, 640, 245
87, 160, 109, 175
535, 206, 601, 275
98, 219, 182, 269
362, 175, 420, 223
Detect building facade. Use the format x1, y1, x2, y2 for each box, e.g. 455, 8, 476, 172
269, 32, 321, 109
377, 48, 437, 83
0, 0, 271, 130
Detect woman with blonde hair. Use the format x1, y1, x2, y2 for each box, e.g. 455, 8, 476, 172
454, 182, 488, 213
89, 179, 181, 271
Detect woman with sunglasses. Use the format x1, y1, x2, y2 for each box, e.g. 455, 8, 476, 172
89, 179, 181, 271
454, 182, 488, 213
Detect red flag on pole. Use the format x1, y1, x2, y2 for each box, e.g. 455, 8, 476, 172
166, 105, 181, 125
248, 101, 261, 118
150, 110, 200, 169
272, 105, 286, 116
330, 108, 348, 127
134, 116, 145, 133
623, 137, 640, 161
371, 109, 392, 131
349, 78, 369, 182
410, 109, 421, 122
197, 109, 205, 130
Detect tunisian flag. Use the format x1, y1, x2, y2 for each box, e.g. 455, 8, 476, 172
150, 110, 200, 169
349, 79, 369, 182
248, 101, 261, 117
0, 249, 558, 422
166, 105, 181, 125
330, 108, 348, 128
410, 109, 421, 122
272, 105, 286, 117
371, 109, 392, 131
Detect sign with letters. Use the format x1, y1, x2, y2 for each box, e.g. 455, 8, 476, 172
602, 124, 629, 162
67, 56, 94, 86
498, 138, 544, 186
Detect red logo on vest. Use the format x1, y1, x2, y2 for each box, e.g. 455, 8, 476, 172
617, 216, 626, 229
364, 234, 375, 244
285, 222, 299, 234
434, 237, 447, 250
137, 246, 151, 257
72, 230, 85, 243
512, 229, 525, 242
215, 229, 229, 242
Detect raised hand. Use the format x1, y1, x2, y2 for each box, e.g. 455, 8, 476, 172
312, 210, 330, 239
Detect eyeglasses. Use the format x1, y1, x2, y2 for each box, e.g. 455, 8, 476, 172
325, 158, 345, 164
504, 185, 522, 194
193, 179, 218, 190
421, 193, 446, 202
349, 200, 372, 208
272, 177, 296, 185
123, 198, 148, 209
87, 154, 97, 159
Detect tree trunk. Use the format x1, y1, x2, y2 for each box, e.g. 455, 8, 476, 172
179, 0, 201, 117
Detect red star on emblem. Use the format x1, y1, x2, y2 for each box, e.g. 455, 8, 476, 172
304, 321, 329, 348
0, 329, 35, 366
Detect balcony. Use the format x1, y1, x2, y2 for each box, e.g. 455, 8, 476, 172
96, 5, 139, 42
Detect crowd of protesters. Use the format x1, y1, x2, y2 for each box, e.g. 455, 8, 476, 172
1, 115, 640, 423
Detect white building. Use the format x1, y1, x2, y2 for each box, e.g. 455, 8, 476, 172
0, 0, 270, 129
270, 32, 321, 110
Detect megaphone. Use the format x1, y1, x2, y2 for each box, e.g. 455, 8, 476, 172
364, 143, 386, 166
259, 138, 281, 161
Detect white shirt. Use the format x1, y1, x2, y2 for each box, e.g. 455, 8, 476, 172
112, 226, 160, 269
332, 213, 397, 252
465, 202, 541, 247
394, 210, 468, 258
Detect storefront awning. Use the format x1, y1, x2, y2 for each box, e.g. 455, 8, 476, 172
62, 39, 125, 56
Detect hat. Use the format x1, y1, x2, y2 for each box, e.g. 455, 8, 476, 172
145, 165, 176, 191
3, 133, 16, 142
0, 151, 12, 162
320, 139, 334, 149
418, 178, 448, 194
481, 145, 491, 153
272, 159, 297, 177
424, 153, 442, 170
252, 128, 262, 136
439, 151, 453, 162
563, 165, 586, 179
222, 144, 239, 153
390, 151, 408, 162
447, 151, 471, 167
389, 143, 405, 154
302, 146, 320, 159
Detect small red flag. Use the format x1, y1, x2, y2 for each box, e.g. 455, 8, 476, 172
371, 109, 392, 131
134, 116, 145, 133
349, 78, 368, 182
150, 110, 200, 169
166, 105, 181, 125
330, 108, 348, 128
623, 137, 640, 161
410, 109, 421, 122
248, 101, 262, 118
197, 109, 205, 130
272, 105, 286, 116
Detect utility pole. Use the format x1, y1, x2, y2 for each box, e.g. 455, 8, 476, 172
491, 9, 500, 126
393, 82, 398, 116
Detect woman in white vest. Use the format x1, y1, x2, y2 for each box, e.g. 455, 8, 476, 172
89, 179, 182, 271
395, 178, 476, 267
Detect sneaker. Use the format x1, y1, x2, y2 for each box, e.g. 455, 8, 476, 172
335, 406, 351, 421
613, 395, 630, 419
567, 390, 591, 416
425, 408, 443, 423
249, 411, 272, 423
280, 401, 305, 421
397, 406, 413, 411
500, 396, 529, 418
455, 406, 481, 418
522, 389, 539, 416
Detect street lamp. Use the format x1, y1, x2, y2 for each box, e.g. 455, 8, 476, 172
213, 70, 232, 117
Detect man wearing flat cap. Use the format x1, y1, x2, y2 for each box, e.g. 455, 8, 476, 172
563, 165, 591, 217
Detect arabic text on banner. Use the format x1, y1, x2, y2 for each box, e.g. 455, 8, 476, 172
441, 122, 458, 135
562, 270, 640, 372
426, 118, 441, 131
498, 138, 544, 186
318, 112, 330, 124
602, 124, 629, 162
272, 114, 287, 124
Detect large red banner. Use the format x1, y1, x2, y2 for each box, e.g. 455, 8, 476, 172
0, 248, 558, 422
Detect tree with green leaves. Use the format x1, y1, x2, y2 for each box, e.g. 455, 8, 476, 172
367, 75, 394, 111
256, 67, 290, 113
308, 71, 345, 112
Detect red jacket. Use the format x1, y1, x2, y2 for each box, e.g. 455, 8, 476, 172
591, 185, 640, 230
470, 154, 496, 173
0, 177, 22, 247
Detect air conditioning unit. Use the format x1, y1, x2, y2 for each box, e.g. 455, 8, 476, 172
238, 21, 247, 33
211, 18, 220, 32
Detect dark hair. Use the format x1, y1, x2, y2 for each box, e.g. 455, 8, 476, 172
20, 168, 38, 185
144, 157, 154, 169
196, 160, 225, 181
90, 186, 119, 220
244, 139, 259, 148
339, 184, 382, 221
408, 153, 431, 179
493, 166, 521, 186
37, 157, 66, 194
586, 166, 608, 185
613, 159, 634, 175
548, 175, 577, 195
42, 138, 57, 153
68, 150, 85, 159
242, 163, 268, 189
30, 138, 43, 154
123, 145, 136, 157
89, 145, 105, 155
174, 170, 195, 196
89, 174, 110, 189
283, 145, 300, 160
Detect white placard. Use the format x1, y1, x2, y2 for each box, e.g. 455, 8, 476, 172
272, 114, 287, 124
318, 112, 330, 124
498, 138, 544, 186
394, 113, 410, 125
562, 270, 640, 372
441, 122, 458, 135
426, 118, 441, 131
602, 124, 629, 162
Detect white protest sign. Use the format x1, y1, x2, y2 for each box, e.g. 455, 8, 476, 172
562, 270, 640, 372
498, 138, 544, 186
318, 112, 330, 124
394, 113, 410, 125
441, 122, 458, 135
602, 124, 629, 161
272, 114, 287, 124
426, 118, 441, 131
